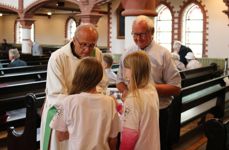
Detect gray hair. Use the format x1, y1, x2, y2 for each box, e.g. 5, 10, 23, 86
9, 48, 20, 59
74, 23, 98, 39
132, 15, 154, 34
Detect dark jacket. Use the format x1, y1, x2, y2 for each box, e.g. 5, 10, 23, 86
7, 59, 27, 67
179, 45, 192, 66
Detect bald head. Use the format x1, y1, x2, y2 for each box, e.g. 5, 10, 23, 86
74, 23, 98, 41
73, 23, 99, 58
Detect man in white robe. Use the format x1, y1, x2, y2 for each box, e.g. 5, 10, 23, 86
40, 23, 107, 150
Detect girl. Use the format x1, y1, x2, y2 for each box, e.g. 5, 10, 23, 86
120, 51, 160, 150
50, 57, 120, 150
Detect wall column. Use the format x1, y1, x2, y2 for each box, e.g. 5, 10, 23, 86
121, 0, 157, 49
18, 18, 34, 54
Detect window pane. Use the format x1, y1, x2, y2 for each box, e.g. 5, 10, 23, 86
157, 21, 172, 31
187, 6, 203, 20
186, 20, 203, 31
186, 32, 202, 44
67, 19, 76, 40
182, 3, 203, 57
155, 4, 172, 51
187, 44, 203, 58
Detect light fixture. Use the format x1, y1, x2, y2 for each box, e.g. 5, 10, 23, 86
0, 13, 3, 16
47, 12, 52, 16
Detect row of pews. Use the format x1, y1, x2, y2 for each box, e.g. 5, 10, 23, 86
0, 57, 48, 149
0, 60, 228, 149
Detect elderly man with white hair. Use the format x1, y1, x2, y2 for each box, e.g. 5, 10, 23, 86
173, 40, 193, 66
8, 48, 27, 67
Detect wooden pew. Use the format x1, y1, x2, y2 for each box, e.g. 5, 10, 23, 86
0, 80, 46, 99
0, 56, 49, 64
0, 64, 47, 75
180, 64, 222, 87
0, 80, 46, 131
7, 93, 45, 150
2, 60, 48, 68
0, 70, 47, 85
169, 75, 228, 144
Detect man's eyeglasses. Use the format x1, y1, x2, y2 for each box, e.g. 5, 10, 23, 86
75, 38, 96, 49
131, 31, 149, 38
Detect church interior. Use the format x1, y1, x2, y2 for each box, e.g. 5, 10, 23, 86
0, 0, 229, 150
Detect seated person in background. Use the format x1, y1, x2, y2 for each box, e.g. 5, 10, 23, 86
173, 40, 192, 66
171, 52, 185, 71
103, 54, 117, 85
185, 52, 202, 70
8, 48, 27, 67
2, 38, 10, 52
50, 57, 120, 150
29, 40, 43, 56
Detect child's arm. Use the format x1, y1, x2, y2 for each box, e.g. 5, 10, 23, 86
56, 130, 69, 142
120, 127, 139, 150
108, 137, 118, 150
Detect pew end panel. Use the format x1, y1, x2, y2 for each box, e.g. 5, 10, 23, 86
7, 93, 45, 150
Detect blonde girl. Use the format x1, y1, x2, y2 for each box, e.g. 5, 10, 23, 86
50, 57, 120, 150
120, 51, 160, 150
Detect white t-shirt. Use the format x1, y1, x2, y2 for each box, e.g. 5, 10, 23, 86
122, 84, 160, 150
40, 42, 106, 150
50, 92, 121, 150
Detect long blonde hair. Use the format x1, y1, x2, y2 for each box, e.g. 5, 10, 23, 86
124, 51, 151, 110
70, 57, 103, 94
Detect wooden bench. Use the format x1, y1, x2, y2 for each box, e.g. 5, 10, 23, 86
7, 93, 45, 150
0, 80, 46, 99
0, 70, 47, 85
0, 56, 49, 64
0, 64, 47, 76
2, 60, 48, 68
169, 75, 229, 144
0, 80, 46, 131
180, 64, 222, 87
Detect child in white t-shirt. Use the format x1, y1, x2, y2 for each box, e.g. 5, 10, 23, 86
50, 57, 120, 150
120, 51, 160, 150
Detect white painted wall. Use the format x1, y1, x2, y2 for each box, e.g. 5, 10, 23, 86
34, 15, 67, 45
203, 0, 229, 59
1, 15, 17, 43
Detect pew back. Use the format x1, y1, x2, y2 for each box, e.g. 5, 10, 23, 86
0, 65, 47, 75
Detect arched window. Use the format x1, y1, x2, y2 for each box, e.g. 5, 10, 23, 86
182, 3, 203, 58
16, 21, 34, 44
67, 18, 76, 40
154, 4, 172, 51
